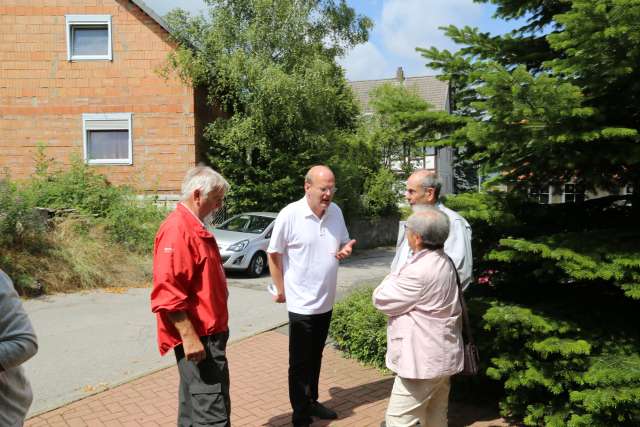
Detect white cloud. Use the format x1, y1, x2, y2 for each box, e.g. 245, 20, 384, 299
338, 41, 391, 81
339, 0, 488, 79
380, 0, 483, 57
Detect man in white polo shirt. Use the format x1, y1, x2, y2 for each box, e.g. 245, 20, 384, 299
268, 165, 356, 427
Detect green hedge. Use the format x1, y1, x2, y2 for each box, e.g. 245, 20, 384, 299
449, 192, 640, 426
329, 286, 388, 369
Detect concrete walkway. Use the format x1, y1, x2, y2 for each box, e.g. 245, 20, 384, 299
26, 329, 510, 427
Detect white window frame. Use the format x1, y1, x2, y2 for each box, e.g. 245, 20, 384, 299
530, 185, 551, 204
562, 183, 585, 203
66, 15, 112, 61
82, 113, 133, 165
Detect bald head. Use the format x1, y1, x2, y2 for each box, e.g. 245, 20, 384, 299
305, 165, 335, 185
304, 165, 336, 218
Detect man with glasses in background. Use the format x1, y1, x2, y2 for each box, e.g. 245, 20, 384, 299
268, 165, 356, 427
392, 169, 473, 291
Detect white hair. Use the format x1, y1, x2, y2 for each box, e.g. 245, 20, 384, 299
180, 166, 230, 201
406, 207, 450, 248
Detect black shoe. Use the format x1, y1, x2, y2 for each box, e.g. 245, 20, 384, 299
292, 417, 311, 427
310, 401, 338, 420
292, 413, 312, 427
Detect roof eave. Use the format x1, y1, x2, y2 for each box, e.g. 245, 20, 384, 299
130, 0, 172, 34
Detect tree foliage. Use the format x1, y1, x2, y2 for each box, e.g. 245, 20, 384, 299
418, 7, 640, 419
368, 83, 465, 174
163, 0, 372, 214
418, 0, 640, 201
444, 190, 640, 425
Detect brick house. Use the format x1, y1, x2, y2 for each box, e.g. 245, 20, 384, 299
0, 0, 216, 195
348, 67, 456, 195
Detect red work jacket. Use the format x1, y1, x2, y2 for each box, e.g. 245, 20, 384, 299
151, 203, 229, 355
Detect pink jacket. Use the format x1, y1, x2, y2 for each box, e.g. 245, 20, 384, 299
373, 249, 463, 379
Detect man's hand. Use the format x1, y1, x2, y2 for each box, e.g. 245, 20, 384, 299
167, 311, 206, 362
273, 291, 286, 303
336, 239, 357, 260
182, 334, 206, 362
268, 252, 286, 304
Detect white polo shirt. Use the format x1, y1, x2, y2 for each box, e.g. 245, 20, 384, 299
267, 197, 350, 315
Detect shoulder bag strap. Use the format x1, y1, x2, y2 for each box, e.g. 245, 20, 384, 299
446, 255, 475, 346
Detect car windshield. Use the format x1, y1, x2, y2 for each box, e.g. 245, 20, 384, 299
216, 215, 274, 234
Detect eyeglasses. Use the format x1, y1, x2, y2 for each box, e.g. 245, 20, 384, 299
318, 187, 337, 195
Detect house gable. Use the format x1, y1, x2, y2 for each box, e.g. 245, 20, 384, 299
348, 72, 450, 115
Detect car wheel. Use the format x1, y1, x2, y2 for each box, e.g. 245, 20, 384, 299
248, 252, 266, 277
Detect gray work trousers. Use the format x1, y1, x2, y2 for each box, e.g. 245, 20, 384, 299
174, 330, 231, 427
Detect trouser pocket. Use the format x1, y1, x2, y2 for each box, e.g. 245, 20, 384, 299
190, 383, 228, 426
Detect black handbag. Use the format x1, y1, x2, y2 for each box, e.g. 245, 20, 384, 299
447, 256, 480, 376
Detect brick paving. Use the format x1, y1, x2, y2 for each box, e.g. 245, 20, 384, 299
26, 330, 510, 427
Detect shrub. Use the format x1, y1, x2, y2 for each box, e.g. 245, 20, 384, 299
329, 286, 388, 369
24, 157, 124, 218
478, 227, 640, 426
444, 191, 640, 426
362, 167, 399, 217
104, 196, 167, 253
0, 178, 44, 248
21, 153, 167, 253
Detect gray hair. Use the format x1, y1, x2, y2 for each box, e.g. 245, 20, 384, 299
415, 170, 443, 199
406, 207, 450, 249
180, 166, 230, 201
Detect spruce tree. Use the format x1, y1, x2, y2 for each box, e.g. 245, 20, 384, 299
421, 1, 640, 424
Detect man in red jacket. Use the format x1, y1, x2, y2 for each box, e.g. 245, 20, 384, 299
151, 166, 230, 427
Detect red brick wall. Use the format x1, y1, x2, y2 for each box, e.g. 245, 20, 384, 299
0, 0, 198, 193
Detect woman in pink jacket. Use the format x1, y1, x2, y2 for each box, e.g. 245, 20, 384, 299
373, 207, 464, 427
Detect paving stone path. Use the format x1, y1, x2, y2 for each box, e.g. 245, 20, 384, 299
26, 330, 511, 427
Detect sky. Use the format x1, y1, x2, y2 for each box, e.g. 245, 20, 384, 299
146, 0, 527, 81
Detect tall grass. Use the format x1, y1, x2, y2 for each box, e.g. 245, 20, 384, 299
0, 147, 167, 295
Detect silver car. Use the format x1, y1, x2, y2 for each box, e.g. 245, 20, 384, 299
209, 212, 277, 277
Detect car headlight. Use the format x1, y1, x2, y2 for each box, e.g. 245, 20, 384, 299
228, 239, 249, 252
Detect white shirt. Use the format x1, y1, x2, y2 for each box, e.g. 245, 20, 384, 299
268, 197, 350, 315
390, 203, 473, 289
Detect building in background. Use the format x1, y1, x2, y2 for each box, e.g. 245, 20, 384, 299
348, 67, 455, 195
0, 0, 220, 200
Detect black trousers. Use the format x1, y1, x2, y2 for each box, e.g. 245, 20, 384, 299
174, 330, 231, 427
288, 310, 332, 425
